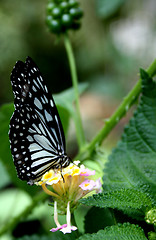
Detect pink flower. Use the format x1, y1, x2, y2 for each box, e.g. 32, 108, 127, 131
80, 167, 95, 176
79, 179, 96, 191
79, 178, 102, 193
39, 161, 102, 234
50, 226, 63, 232
94, 178, 102, 193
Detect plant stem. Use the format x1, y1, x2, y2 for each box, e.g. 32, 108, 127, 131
0, 191, 48, 236
64, 33, 86, 149
42, 183, 61, 198
76, 59, 156, 160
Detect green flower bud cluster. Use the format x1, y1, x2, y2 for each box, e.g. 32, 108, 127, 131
145, 209, 156, 226
46, 0, 83, 34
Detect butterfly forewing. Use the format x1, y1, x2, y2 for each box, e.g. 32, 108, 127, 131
11, 61, 27, 108
9, 57, 70, 184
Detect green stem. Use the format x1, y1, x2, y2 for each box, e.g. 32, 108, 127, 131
76, 59, 156, 160
0, 191, 48, 236
64, 33, 86, 149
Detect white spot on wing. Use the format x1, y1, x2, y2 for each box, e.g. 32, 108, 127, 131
52, 128, 59, 142
33, 134, 57, 150
34, 97, 42, 110
50, 99, 54, 107
29, 143, 42, 152
32, 86, 37, 92
31, 150, 55, 160
27, 135, 34, 142
38, 123, 46, 136
34, 80, 40, 88
32, 162, 52, 175
43, 95, 48, 103
31, 157, 56, 168
45, 110, 53, 122
32, 123, 41, 134
45, 85, 48, 93
41, 96, 46, 104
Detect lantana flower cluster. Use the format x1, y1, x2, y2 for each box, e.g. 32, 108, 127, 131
35, 161, 102, 234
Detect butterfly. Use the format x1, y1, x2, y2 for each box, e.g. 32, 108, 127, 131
9, 56, 71, 185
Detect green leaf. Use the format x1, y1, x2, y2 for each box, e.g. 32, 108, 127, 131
96, 0, 126, 19
15, 236, 51, 240
0, 191, 48, 237
78, 223, 147, 240
84, 207, 115, 234
0, 161, 11, 189
0, 189, 32, 229
53, 82, 88, 115
148, 232, 156, 240
102, 70, 156, 200
80, 188, 153, 219
56, 105, 70, 135
16, 232, 77, 240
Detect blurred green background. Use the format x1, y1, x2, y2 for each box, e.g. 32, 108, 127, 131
0, 0, 156, 239
1, 0, 156, 145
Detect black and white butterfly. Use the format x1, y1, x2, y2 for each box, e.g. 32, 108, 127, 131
9, 57, 71, 185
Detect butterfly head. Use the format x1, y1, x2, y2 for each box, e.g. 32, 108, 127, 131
55, 153, 71, 169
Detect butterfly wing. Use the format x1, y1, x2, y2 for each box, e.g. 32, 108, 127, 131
9, 57, 70, 184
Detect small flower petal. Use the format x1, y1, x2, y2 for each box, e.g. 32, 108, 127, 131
41, 170, 61, 185
43, 170, 54, 180
50, 226, 61, 232
73, 160, 80, 165
46, 173, 61, 185
50, 224, 68, 232
94, 178, 102, 193
35, 180, 43, 186
71, 167, 81, 176
79, 179, 96, 191
60, 225, 77, 234
80, 168, 95, 176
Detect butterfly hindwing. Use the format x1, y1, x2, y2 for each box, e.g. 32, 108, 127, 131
9, 57, 70, 184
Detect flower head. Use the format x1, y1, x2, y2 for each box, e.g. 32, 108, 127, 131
36, 161, 102, 234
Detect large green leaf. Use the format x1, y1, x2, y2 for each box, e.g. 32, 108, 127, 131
16, 232, 77, 240
53, 82, 88, 115
84, 207, 115, 234
78, 223, 147, 240
54, 82, 88, 133
0, 189, 32, 229
102, 70, 156, 199
80, 188, 153, 220
16, 236, 51, 240
81, 70, 156, 224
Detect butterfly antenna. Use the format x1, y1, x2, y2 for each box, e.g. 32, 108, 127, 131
60, 166, 65, 183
